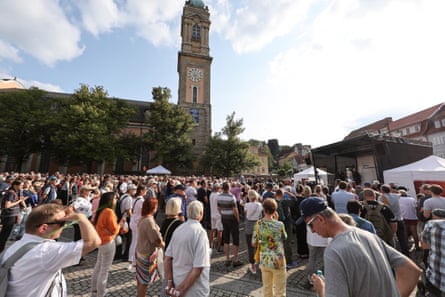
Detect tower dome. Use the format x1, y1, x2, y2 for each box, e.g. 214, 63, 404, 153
0, 78, 25, 89
189, 0, 205, 8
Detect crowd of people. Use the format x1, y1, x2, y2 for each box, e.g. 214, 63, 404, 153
0, 171, 444, 296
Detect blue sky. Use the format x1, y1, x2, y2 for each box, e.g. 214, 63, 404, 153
1, 0, 445, 148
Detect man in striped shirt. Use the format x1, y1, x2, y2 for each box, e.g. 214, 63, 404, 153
217, 182, 242, 267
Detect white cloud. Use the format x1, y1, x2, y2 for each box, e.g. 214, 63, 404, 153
0, 40, 22, 63
122, 1, 183, 46
23, 79, 63, 93
262, 0, 445, 146
214, 0, 311, 53
76, 0, 123, 36
0, 0, 84, 66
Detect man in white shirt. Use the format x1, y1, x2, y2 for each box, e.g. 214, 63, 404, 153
164, 201, 210, 297
209, 183, 223, 252
1, 203, 100, 297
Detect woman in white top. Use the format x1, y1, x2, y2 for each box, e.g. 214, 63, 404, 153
128, 184, 147, 272
244, 189, 263, 274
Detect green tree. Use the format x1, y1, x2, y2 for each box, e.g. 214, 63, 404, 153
144, 87, 194, 171
276, 161, 293, 178
51, 84, 135, 171
201, 112, 259, 176
0, 88, 53, 171
249, 139, 273, 169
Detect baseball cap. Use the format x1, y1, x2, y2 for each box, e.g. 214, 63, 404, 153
296, 197, 327, 225
49, 176, 57, 181
175, 184, 185, 191
127, 184, 137, 190
432, 208, 445, 219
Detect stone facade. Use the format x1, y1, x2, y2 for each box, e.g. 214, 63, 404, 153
177, 1, 212, 159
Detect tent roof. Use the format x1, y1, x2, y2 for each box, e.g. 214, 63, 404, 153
146, 165, 171, 175
294, 167, 330, 176
384, 155, 445, 173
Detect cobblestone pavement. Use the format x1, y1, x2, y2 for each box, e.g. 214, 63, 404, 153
4, 212, 420, 297
61, 213, 317, 297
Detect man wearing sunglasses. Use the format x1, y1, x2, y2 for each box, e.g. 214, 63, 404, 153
0, 203, 101, 297
297, 197, 421, 297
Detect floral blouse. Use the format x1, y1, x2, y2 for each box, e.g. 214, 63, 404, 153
252, 219, 287, 269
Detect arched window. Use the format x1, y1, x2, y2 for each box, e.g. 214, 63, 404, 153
192, 86, 198, 103
192, 24, 201, 40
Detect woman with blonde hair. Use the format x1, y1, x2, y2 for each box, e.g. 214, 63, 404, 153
244, 189, 263, 274
128, 184, 147, 272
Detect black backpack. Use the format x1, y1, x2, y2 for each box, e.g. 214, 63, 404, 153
115, 194, 129, 222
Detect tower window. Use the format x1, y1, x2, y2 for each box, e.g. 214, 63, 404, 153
192, 86, 198, 103
192, 139, 196, 145
192, 24, 201, 40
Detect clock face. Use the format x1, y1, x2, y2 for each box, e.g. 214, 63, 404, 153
188, 67, 203, 82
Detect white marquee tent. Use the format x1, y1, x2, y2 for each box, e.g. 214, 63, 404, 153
294, 167, 331, 185
383, 155, 445, 197
146, 165, 171, 175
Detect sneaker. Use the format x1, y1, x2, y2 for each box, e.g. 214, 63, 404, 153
286, 261, 298, 269
128, 264, 136, 273
232, 261, 243, 267
248, 265, 257, 274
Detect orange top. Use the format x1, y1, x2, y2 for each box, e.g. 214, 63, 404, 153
95, 208, 119, 245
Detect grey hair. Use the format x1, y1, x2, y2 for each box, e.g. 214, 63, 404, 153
187, 200, 203, 220
319, 207, 335, 219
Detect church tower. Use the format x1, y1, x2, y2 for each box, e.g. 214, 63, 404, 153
177, 0, 212, 159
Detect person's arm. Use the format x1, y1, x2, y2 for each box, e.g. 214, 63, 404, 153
233, 205, 240, 222
174, 267, 204, 296
394, 258, 421, 297
422, 209, 431, 220
4, 194, 25, 208
164, 256, 174, 295
390, 221, 398, 234
65, 211, 101, 256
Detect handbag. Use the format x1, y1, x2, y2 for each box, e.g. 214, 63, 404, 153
156, 247, 164, 280
254, 222, 261, 263
114, 235, 122, 246
120, 221, 129, 235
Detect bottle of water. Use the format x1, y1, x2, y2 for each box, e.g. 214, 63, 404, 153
315, 270, 324, 297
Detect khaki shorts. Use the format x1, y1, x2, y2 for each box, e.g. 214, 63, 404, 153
211, 216, 223, 231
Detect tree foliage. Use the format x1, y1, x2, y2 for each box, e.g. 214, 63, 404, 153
144, 87, 194, 171
0, 88, 53, 170
276, 161, 293, 178
201, 112, 260, 176
51, 84, 135, 170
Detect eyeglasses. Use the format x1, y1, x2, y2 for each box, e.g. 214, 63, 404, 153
42, 221, 66, 227
307, 215, 318, 229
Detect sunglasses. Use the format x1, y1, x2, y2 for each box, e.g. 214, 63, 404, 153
307, 215, 319, 229
41, 220, 66, 227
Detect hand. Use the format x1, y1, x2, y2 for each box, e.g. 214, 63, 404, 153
311, 273, 325, 297
64, 209, 86, 222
